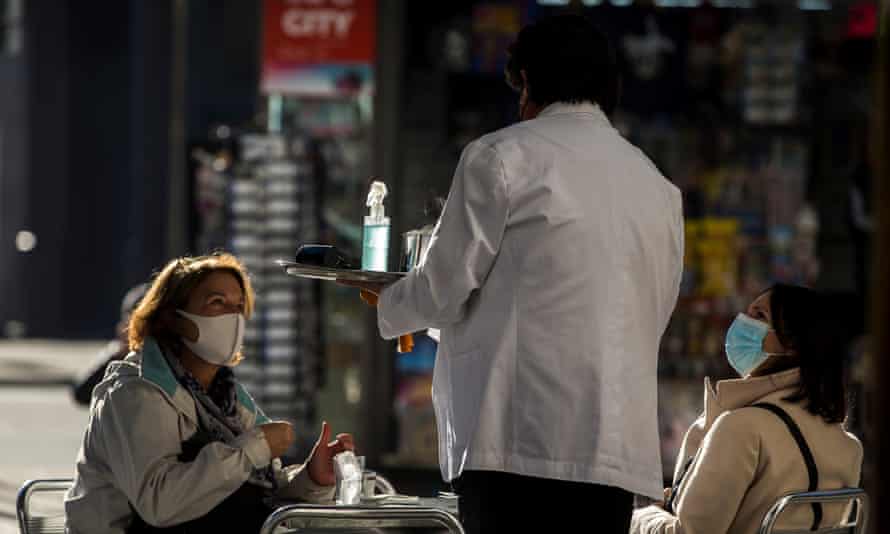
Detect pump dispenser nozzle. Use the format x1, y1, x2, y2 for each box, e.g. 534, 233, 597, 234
366, 181, 388, 222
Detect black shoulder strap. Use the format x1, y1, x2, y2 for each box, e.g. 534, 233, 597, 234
666, 451, 697, 514
752, 402, 823, 531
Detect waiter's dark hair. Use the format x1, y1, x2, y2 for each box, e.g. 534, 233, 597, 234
770, 284, 851, 424
505, 14, 620, 115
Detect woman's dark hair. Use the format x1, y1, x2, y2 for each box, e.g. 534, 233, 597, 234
769, 284, 851, 423
505, 14, 620, 115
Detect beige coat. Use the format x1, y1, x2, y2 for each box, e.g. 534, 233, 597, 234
65, 338, 333, 534
631, 368, 862, 534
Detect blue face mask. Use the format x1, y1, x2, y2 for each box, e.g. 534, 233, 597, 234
724, 313, 782, 377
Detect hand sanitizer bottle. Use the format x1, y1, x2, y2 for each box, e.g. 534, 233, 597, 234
362, 181, 390, 272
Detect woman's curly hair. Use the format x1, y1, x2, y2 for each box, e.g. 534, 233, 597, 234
128, 253, 255, 355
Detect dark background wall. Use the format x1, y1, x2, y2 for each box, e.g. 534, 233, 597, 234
0, 0, 264, 339
0, 0, 150, 339
0, 0, 31, 339
186, 0, 262, 143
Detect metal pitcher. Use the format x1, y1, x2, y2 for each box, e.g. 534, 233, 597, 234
400, 227, 434, 272
395, 226, 434, 353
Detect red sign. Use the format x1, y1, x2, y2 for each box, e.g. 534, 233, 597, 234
262, 0, 376, 95
263, 0, 376, 96
845, 1, 878, 39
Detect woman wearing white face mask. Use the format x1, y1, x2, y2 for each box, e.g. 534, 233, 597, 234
65, 253, 354, 534
631, 284, 863, 534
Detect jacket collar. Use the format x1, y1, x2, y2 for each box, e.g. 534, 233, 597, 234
139, 337, 268, 425
141, 337, 180, 397
536, 102, 610, 124
703, 367, 801, 428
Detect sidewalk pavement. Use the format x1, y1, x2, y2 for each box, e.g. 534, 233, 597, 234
0, 340, 106, 386
0, 341, 103, 532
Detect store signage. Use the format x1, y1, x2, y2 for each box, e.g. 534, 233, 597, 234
262, 0, 376, 96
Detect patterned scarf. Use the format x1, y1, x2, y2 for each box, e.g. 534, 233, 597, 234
162, 348, 277, 489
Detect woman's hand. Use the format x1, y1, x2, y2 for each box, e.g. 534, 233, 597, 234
652, 487, 672, 509
259, 421, 296, 459
306, 421, 355, 486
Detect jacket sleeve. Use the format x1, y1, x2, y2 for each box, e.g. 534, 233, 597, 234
665, 190, 684, 330
630, 411, 761, 534
672, 413, 705, 485
97, 381, 271, 527
378, 140, 509, 338
631, 506, 683, 534
275, 464, 336, 503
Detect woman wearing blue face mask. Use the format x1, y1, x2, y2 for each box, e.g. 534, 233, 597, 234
631, 284, 862, 534
65, 253, 354, 534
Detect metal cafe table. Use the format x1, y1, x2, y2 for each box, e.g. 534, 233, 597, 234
260, 495, 464, 534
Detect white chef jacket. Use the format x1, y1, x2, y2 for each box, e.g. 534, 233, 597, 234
378, 102, 684, 500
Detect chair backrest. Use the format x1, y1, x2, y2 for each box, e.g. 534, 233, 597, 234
16, 479, 74, 534
758, 488, 868, 534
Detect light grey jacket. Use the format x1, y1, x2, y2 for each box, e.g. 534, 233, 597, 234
65, 337, 332, 534
631, 368, 863, 534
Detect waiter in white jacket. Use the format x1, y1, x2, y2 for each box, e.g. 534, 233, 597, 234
348, 15, 683, 533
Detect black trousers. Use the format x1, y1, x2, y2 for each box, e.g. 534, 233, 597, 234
452, 470, 633, 534
128, 482, 272, 534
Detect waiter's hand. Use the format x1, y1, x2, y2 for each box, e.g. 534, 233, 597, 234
359, 290, 379, 306
338, 280, 385, 307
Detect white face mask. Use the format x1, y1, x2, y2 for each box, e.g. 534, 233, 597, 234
176, 310, 245, 367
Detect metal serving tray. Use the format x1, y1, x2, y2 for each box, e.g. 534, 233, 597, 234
277, 260, 406, 285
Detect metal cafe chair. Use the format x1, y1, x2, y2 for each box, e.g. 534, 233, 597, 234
758, 488, 868, 534
16, 479, 73, 534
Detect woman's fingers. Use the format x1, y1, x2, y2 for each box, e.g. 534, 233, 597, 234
317, 421, 331, 446
331, 433, 356, 452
